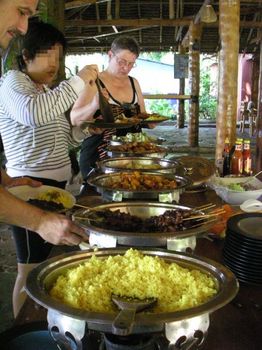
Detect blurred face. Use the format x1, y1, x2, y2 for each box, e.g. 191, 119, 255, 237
0, 0, 38, 50
108, 49, 137, 76
24, 44, 62, 85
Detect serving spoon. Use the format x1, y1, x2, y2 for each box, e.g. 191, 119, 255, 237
111, 295, 157, 336
95, 79, 115, 123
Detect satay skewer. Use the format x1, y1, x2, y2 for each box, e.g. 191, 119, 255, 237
183, 210, 225, 221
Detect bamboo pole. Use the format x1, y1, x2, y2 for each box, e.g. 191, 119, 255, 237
178, 44, 186, 128
215, 0, 240, 162
188, 22, 201, 147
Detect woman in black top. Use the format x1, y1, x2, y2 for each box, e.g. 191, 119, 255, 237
70, 36, 147, 180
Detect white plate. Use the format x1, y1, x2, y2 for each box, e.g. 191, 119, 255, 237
240, 199, 262, 212
8, 185, 76, 209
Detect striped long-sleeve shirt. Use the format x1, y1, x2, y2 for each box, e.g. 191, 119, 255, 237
0, 70, 85, 181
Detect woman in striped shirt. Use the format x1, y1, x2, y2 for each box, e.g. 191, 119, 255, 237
0, 20, 98, 317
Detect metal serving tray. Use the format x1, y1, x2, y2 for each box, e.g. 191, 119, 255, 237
87, 171, 191, 202
96, 156, 186, 175
73, 202, 217, 249
26, 247, 238, 334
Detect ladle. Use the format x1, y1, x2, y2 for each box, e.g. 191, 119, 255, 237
111, 295, 157, 336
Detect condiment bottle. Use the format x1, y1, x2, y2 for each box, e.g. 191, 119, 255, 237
231, 139, 243, 176
222, 137, 231, 177
243, 139, 252, 176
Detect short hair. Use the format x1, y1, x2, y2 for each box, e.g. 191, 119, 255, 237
111, 36, 140, 56
17, 20, 67, 71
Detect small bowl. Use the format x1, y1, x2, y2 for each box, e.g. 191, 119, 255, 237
209, 176, 262, 205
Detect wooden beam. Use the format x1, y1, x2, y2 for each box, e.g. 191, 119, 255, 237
65, 0, 96, 10
64, 18, 262, 28
65, 18, 193, 27
143, 94, 191, 100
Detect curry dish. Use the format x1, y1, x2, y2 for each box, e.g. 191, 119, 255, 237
103, 171, 178, 191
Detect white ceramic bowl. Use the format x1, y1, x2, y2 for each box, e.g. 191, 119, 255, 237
213, 186, 262, 205
208, 176, 262, 205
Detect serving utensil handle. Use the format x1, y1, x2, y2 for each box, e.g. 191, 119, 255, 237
112, 307, 136, 336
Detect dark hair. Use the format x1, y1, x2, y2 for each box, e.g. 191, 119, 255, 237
111, 36, 140, 56
17, 20, 67, 71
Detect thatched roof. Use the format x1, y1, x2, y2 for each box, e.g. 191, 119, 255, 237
63, 0, 262, 54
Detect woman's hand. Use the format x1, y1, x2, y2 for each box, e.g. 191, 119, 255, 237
77, 64, 98, 86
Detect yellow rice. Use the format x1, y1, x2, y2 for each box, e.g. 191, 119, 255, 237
49, 249, 218, 313
37, 190, 72, 208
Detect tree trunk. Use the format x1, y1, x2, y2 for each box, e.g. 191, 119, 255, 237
216, 0, 240, 161
188, 22, 201, 147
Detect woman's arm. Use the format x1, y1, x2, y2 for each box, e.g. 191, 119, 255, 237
0, 66, 98, 128
70, 82, 100, 126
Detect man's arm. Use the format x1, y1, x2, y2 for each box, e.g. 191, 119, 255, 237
0, 185, 87, 246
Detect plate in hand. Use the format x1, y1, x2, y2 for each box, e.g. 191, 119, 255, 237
8, 185, 76, 209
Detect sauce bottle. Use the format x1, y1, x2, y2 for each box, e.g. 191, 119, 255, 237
231, 139, 243, 176
243, 139, 252, 176
222, 137, 231, 177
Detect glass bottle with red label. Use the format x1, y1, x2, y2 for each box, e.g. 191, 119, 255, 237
243, 139, 252, 176
231, 139, 243, 176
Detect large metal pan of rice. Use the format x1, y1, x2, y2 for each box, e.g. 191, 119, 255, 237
26, 248, 238, 333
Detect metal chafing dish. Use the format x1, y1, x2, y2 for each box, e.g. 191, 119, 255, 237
96, 156, 186, 175
174, 156, 216, 189
26, 248, 238, 348
87, 171, 191, 203
73, 202, 216, 251
106, 144, 169, 158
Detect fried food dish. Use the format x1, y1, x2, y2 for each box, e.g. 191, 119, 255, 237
135, 112, 169, 122
104, 171, 178, 191
108, 142, 165, 154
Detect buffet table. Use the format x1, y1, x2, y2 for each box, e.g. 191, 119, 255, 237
13, 189, 262, 349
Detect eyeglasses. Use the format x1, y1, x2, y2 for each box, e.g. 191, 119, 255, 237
112, 52, 137, 68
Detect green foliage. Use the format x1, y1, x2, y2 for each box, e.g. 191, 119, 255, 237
38, 1, 48, 22
199, 57, 218, 120
145, 99, 173, 118
139, 52, 167, 62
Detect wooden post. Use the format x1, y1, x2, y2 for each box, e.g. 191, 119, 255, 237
178, 44, 185, 128
188, 22, 201, 147
215, 0, 240, 162
255, 35, 262, 172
